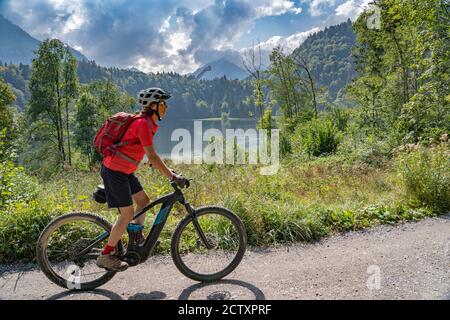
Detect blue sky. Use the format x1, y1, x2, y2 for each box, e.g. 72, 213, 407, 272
0, 0, 371, 74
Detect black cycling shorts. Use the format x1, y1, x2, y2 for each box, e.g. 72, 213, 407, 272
100, 165, 143, 208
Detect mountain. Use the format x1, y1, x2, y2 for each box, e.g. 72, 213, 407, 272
193, 58, 248, 80
0, 14, 88, 64
292, 19, 356, 101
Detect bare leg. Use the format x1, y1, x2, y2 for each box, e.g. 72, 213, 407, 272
107, 205, 134, 247
105, 191, 149, 247
131, 190, 150, 226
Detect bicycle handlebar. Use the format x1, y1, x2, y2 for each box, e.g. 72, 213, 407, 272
171, 179, 192, 191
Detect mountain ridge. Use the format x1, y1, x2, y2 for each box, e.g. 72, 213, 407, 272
192, 58, 248, 80
292, 19, 356, 100
0, 14, 88, 64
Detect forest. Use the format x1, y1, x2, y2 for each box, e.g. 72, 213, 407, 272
0, 59, 257, 118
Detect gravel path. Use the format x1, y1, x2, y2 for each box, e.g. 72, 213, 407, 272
1, 215, 449, 300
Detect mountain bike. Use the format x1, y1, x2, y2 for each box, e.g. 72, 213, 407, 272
36, 181, 247, 290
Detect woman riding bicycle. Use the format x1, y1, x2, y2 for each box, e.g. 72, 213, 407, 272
97, 87, 188, 272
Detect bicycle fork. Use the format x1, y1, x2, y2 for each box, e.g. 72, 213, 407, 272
184, 202, 214, 250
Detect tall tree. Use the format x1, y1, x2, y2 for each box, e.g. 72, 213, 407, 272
0, 76, 16, 151
87, 79, 135, 114
267, 46, 316, 123
351, 0, 449, 141
292, 55, 318, 118
29, 39, 80, 166
62, 50, 78, 166
242, 40, 265, 126
349, 9, 387, 134
74, 92, 105, 169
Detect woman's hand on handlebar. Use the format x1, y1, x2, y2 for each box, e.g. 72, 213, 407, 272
170, 172, 190, 188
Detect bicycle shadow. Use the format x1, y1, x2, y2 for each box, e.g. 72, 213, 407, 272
178, 279, 265, 300
129, 291, 167, 300
47, 289, 124, 300
47, 279, 265, 300
47, 289, 167, 300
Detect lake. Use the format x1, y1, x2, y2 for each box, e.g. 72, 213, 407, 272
153, 118, 258, 159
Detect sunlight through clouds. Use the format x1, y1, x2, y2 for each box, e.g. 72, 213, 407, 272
0, 0, 372, 74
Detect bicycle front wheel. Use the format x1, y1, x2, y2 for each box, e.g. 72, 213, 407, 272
171, 206, 247, 282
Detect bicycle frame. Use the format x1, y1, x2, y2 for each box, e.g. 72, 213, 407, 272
76, 183, 205, 264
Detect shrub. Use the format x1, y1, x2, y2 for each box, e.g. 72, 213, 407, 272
329, 107, 352, 132
338, 131, 393, 167
279, 131, 292, 156
0, 180, 98, 263
259, 203, 307, 244
0, 158, 39, 211
0, 201, 56, 263
358, 203, 433, 225
294, 117, 341, 157
222, 196, 264, 246
397, 145, 450, 212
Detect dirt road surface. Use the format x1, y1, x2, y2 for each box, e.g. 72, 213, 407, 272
1, 215, 449, 300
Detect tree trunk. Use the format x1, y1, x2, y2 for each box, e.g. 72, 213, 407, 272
65, 95, 72, 166
391, 34, 410, 104
275, 58, 294, 118
56, 81, 66, 163
304, 65, 318, 118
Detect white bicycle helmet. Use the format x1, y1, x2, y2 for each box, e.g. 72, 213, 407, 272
137, 87, 171, 107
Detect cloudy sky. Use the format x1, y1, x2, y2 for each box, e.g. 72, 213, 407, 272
0, 0, 372, 74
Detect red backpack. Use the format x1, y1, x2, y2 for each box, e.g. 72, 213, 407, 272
93, 112, 142, 164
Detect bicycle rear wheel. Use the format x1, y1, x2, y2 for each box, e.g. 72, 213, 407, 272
171, 206, 247, 282
36, 212, 123, 290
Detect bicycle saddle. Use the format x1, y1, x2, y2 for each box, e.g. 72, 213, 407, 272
93, 184, 106, 204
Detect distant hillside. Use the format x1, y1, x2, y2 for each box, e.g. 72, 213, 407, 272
193, 58, 248, 80
292, 19, 356, 101
1, 60, 256, 118
0, 14, 87, 64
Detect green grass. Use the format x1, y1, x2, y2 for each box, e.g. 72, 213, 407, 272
0, 144, 447, 263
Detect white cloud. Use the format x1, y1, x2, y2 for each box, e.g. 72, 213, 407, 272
158, 16, 171, 33
131, 31, 196, 74
181, 0, 303, 18
171, 0, 305, 70
181, 0, 214, 13
256, 27, 321, 53
167, 32, 192, 56
133, 51, 198, 74
5, 0, 87, 52
48, 0, 69, 9
309, 0, 336, 17
253, 0, 303, 17
335, 0, 372, 20
240, 27, 321, 68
